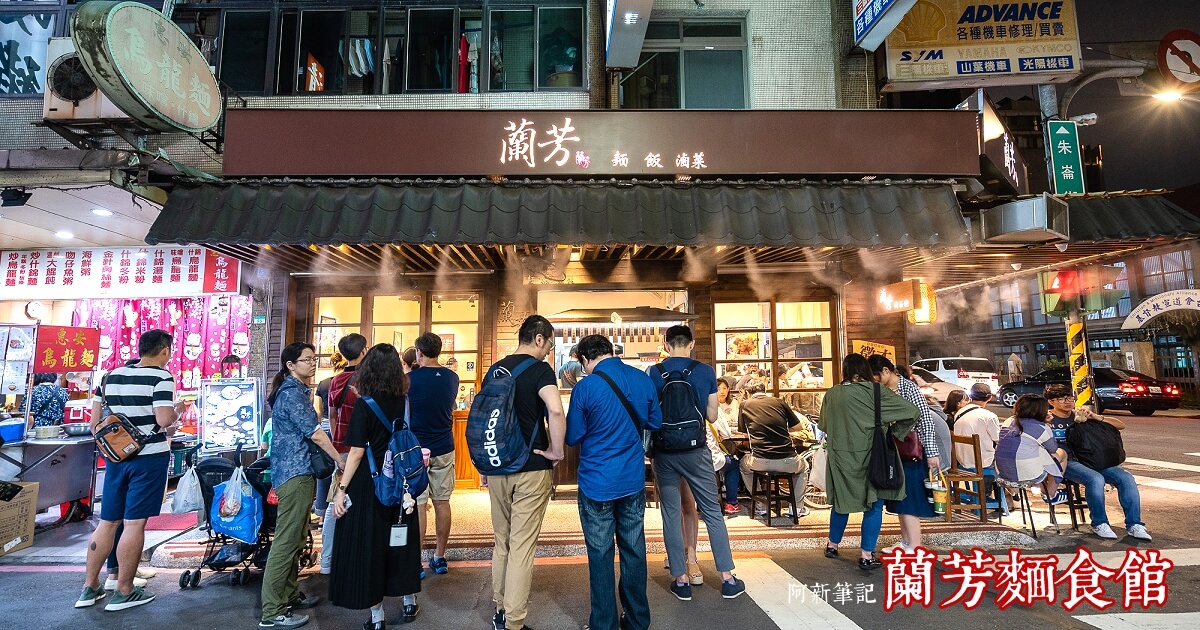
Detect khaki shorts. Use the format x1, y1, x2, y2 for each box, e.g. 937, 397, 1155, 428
419, 452, 456, 503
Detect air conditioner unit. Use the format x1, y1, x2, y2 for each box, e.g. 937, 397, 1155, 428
43, 37, 130, 121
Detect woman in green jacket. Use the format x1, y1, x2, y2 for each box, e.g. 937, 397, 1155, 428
818, 354, 919, 570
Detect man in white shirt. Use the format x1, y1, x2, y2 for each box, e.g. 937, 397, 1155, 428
952, 383, 1000, 471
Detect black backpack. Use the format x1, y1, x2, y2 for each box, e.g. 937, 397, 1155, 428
1066, 419, 1126, 471
651, 360, 707, 453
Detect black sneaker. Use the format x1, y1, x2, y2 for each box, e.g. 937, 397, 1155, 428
492, 609, 506, 630
289, 592, 320, 610
670, 580, 693, 601
721, 577, 746, 599
858, 556, 883, 571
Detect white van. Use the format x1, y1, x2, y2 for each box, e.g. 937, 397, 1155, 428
910, 357, 1000, 393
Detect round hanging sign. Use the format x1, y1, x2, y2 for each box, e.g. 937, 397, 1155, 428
72, 1, 220, 133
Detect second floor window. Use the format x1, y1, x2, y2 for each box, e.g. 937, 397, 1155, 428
1141, 250, 1194, 296
619, 19, 747, 110
990, 281, 1023, 330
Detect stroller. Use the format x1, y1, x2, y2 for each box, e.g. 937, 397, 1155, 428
180, 448, 315, 589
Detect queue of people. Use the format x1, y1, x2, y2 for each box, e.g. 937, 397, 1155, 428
73, 323, 1153, 628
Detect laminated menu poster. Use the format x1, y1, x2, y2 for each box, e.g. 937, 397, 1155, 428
198, 378, 261, 454
1, 361, 28, 396
4, 327, 33, 363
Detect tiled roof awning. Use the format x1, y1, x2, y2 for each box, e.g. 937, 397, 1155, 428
147, 179, 970, 249
1065, 193, 1200, 242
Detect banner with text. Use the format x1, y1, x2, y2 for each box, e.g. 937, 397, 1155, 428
1, 247, 241, 300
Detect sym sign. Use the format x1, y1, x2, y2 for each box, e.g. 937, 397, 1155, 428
72, 1, 220, 133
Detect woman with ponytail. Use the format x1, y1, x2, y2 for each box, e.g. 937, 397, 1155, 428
260, 342, 342, 629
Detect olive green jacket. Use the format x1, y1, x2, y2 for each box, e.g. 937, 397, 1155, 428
818, 381, 920, 514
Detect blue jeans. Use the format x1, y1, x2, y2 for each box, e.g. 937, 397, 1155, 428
720, 456, 740, 506
828, 499, 885, 553
1064, 461, 1143, 528
578, 489, 649, 630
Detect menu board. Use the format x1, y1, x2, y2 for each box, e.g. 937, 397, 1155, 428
1, 325, 33, 395
198, 378, 261, 454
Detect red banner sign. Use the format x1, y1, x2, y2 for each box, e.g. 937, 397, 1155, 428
0, 246, 241, 300
34, 325, 102, 373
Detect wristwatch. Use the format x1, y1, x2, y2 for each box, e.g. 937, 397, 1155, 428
338, 484, 347, 492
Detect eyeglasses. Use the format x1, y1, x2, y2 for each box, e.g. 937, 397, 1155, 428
1052, 396, 1073, 402
292, 357, 317, 365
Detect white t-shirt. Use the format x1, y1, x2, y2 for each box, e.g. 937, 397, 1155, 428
952, 404, 1000, 470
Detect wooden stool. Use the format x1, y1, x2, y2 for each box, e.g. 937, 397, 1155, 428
945, 434, 987, 523
1050, 480, 1089, 530
751, 471, 798, 526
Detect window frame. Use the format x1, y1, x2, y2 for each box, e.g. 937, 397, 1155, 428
625, 17, 749, 110
712, 299, 839, 397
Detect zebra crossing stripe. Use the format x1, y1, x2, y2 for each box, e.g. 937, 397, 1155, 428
737, 556, 863, 630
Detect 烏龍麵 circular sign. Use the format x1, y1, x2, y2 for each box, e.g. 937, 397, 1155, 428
72, 1, 220, 134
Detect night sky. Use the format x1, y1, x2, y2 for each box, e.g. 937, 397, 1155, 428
992, 1, 1200, 190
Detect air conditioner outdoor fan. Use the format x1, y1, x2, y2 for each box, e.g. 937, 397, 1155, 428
50, 55, 98, 104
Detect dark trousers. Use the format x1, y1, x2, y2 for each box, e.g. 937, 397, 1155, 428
578, 489, 649, 630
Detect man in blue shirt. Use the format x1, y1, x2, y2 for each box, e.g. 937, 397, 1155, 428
566, 335, 661, 630
407, 332, 460, 574
649, 325, 745, 601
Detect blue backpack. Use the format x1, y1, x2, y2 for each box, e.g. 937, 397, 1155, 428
466, 357, 539, 475
362, 396, 429, 504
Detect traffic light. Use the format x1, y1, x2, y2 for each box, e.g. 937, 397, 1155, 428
1039, 270, 1078, 317
1079, 265, 1127, 314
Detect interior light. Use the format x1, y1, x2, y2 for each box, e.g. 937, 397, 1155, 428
624, 11, 639, 25
54, 230, 74, 239
91, 208, 113, 217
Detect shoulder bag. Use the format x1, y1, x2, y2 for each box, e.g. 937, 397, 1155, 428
94, 376, 146, 462
867, 383, 904, 490
595, 371, 655, 457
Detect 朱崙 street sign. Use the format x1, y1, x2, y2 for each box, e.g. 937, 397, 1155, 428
1048, 120, 1085, 195
1157, 29, 1200, 90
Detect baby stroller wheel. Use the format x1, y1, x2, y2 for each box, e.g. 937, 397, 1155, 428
230, 569, 242, 586
240, 569, 253, 585
180, 570, 192, 589
191, 569, 202, 588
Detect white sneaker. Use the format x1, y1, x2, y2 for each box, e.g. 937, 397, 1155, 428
1093, 523, 1118, 540
136, 568, 157, 579
1128, 524, 1153, 541
104, 577, 148, 590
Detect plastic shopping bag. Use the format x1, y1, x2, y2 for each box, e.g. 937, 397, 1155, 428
171, 467, 204, 514
218, 466, 250, 517
808, 443, 828, 492
209, 477, 263, 545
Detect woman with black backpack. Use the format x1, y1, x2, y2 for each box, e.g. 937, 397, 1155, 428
330, 344, 422, 629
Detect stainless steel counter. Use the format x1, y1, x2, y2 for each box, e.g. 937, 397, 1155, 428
0, 435, 97, 512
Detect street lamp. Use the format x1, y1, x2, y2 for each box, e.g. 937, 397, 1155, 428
1152, 91, 1200, 103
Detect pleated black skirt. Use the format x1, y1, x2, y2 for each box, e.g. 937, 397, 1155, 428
328, 464, 422, 609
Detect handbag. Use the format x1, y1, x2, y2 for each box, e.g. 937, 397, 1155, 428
594, 371, 655, 457
94, 413, 146, 462
867, 383, 904, 490
809, 442, 828, 492
895, 429, 922, 461
306, 437, 336, 480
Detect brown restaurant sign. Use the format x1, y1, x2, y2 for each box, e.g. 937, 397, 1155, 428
222, 109, 980, 178
72, 1, 221, 134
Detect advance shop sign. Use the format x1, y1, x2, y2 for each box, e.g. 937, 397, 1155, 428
72, 1, 220, 133
883, 0, 1082, 90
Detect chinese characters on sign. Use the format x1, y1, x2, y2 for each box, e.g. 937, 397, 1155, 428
883, 546, 1174, 612
500, 117, 712, 173
33, 326, 101, 373
1, 247, 240, 300
1047, 120, 1085, 195
884, 0, 1083, 87
0, 13, 55, 95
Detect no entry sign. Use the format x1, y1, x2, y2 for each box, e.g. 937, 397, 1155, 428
1158, 29, 1200, 90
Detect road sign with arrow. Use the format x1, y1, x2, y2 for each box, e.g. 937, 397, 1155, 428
1047, 120, 1085, 195
1158, 29, 1200, 90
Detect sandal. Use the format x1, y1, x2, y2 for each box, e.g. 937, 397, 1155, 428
687, 561, 704, 586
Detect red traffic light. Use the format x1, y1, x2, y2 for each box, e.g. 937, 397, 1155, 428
1046, 270, 1079, 295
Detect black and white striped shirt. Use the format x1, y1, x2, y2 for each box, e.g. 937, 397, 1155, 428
99, 365, 175, 456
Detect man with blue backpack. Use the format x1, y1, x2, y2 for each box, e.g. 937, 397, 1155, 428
466, 315, 565, 630
649, 325, 744, 601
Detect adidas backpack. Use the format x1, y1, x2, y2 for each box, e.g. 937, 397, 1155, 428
652, 360, 707, 453
466, 357, 540, 475
362, 396, 429, 504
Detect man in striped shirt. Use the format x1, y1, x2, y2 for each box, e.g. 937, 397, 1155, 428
78, 330, 186, 612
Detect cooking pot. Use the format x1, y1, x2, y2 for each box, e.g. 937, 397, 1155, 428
62, 423, 92, 437
34, 425, 60, 439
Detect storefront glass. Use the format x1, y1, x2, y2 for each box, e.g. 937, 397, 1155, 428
313, 296, 360, 380
714, 299, 835, 398
431, 294, 479, 408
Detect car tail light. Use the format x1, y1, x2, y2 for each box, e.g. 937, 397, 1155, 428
1166, 385, 1181, 396
958, 369, 969, 379
1119, 382, 1139, 394
991, 373, 999, 380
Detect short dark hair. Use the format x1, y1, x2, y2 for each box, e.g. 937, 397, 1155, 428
574, 334, 614, 362
270, 341, 316, 402
33, 372, 57, 386
414, 332, 442, 359
896, 364, 913, 379
663, 325, 693, 348
356, 343, 409, 398
517, 315, 555, 345
337, 333, 368, 361
138, 329, 172, 357
867, 354, 896, 375
744, 380, 766, 395
221, 354, 241, 365
943, 390, 966, 416
842, 353, 874, 383
401, 346, 417, 369
1044, 383, 1072, 400
1012, 394, 1050, 434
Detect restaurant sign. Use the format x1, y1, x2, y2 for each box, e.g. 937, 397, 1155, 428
72, 1, 220, 133
883, 0, 1082, 91
877, 280, 921, 315
33, 326, 101, 373
0, 247, 240, 300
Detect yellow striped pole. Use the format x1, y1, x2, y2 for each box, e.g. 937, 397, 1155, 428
1066, 310, 1093, 408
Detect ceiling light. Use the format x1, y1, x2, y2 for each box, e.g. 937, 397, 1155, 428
92, 208, 113, 217
624, 11, 639, 25
55, 230, 74, 239
2, 187, 32, 207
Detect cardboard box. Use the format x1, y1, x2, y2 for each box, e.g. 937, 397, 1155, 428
0, 482, 38, 557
